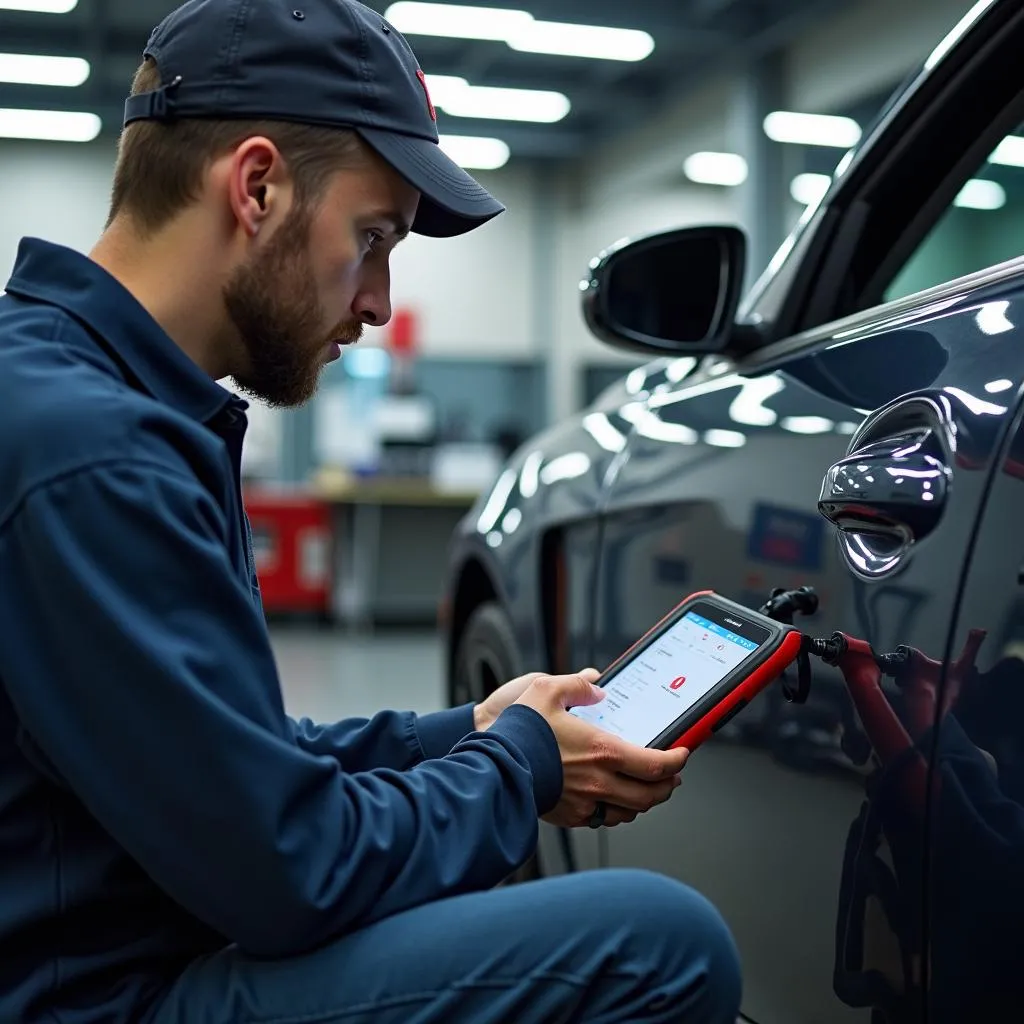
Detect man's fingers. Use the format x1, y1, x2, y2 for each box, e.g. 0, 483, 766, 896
599, 775, 677, 813
529, 672, 605, 710
602, 805, 639, 828
612, 741, 690, 782
506, 671, 546, 688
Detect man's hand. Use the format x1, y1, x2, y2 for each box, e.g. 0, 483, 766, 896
513, 671, 689, 829
473, 671, 548, 732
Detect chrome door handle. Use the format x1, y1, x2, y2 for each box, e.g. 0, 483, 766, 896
818, 395, 953, 578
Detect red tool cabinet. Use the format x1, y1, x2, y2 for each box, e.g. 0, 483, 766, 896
243, 489, 334, 615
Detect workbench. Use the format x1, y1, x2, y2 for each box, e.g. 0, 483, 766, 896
311, 469, 480, 629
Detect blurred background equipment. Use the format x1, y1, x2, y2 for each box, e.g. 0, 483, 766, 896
0, 0, 1013, 626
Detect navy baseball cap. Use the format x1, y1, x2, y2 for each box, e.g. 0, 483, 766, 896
122, 0, 505, 238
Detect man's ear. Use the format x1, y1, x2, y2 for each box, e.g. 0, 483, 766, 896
227, 136, 291, 238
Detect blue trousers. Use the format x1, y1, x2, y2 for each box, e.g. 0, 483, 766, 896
148, 869, 741, 1024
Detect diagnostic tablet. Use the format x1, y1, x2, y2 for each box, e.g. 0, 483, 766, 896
570, 591, 803, 752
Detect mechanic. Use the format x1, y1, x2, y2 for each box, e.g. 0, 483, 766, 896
0, 2, 741, 1022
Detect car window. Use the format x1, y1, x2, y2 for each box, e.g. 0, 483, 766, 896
885, 123, 1024, 301
781, 6, 1024, 334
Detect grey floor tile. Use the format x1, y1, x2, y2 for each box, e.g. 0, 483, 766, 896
269, 626, 448, 724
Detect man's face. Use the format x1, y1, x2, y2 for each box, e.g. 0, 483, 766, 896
224, 149, 419, 407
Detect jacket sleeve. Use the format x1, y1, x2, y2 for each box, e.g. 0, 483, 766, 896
287, 704, 477, 773
0, 459, 562, 957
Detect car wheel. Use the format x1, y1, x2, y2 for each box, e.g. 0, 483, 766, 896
451, 602, 525, 707
452, 602, 542, 885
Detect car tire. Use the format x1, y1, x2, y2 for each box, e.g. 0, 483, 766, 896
452, 602, 542, 885
451, 602, 525, 708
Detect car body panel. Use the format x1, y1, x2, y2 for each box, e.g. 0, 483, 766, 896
438, 2, 1024, 1019
926, 398, 1024, 1022
592, 283, 1024, 1024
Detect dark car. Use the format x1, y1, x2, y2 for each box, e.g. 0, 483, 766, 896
441, 1, 1024, 1021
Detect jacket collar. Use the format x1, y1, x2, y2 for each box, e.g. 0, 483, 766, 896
4, 237, 241, 424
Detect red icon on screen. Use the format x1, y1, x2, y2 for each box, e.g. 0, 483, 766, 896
670, 676, 687, 690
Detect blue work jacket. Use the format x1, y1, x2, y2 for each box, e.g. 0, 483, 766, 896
0, 239, 560, 1023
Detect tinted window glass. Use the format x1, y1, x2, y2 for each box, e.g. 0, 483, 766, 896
886, 124, 1024, 301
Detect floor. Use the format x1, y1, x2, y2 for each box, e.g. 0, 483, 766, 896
270, 624, 448, 724
267, 626, 855, 1024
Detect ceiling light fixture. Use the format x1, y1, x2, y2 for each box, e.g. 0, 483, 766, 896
0, 107, 100, 141
990, 134, 1024, 167
0, 0, 77, 11
764, 110, 862, 148
683, 151, 748, 187
438, 134, 510, 169
790, 172, 832, 207
426, 74, 569, 123
385, 2, 654, 62
0, 53, 89, 87
954, 178, 1006, 210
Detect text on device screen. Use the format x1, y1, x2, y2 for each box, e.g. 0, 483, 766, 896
570, 611, 762, 747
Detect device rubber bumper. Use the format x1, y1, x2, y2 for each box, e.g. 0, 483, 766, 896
670, 629, 805, 753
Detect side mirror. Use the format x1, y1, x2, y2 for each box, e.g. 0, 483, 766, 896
581, 225, 748, 355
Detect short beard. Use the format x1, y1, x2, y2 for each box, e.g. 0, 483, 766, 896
223, 207, 362, 408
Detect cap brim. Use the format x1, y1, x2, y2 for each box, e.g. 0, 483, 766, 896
357, 127, 505, 238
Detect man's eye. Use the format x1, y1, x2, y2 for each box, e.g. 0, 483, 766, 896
365, 230, 385, 252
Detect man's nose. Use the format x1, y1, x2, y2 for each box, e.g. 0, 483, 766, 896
353, 272, 392, 328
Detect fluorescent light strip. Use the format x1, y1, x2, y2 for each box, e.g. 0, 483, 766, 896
764, 110, 862, 148
438, 134, 510, 169
954, 178, 1006, 210
0, 53, 89, 87
790, 172, 832, 206
0, 107, 100, 141
0, 0, 77, 11
426, 74, 569, 123
683, 151, 748, 187
385, 2, 654, 62
510, 20, 653, 61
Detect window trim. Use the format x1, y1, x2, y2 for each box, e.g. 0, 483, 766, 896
763, 0, 1024, 342
744, 252, 1024, 374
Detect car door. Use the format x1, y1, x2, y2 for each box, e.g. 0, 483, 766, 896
586, 4, 1024, 1023
592, 293, 1024, 1024
925, 395, 1024, 1023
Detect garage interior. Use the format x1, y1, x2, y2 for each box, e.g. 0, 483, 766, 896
2, 0, 1022, 1022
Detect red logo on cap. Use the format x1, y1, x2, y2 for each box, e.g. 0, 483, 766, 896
416, 69, 437, 122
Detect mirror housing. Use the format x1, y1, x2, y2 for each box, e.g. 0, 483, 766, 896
581, 225, 748, 356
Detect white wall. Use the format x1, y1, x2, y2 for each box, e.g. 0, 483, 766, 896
0, 139, 116, 276
381, 164, 537, 359
0, 139, 538, 362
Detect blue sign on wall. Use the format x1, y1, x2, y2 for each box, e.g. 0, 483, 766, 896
747, 503, 825, 571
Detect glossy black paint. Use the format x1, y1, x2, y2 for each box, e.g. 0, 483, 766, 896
589, 290, 1024, 1023
441, 3, 1024, 1021
931, 404, 1024, 1021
